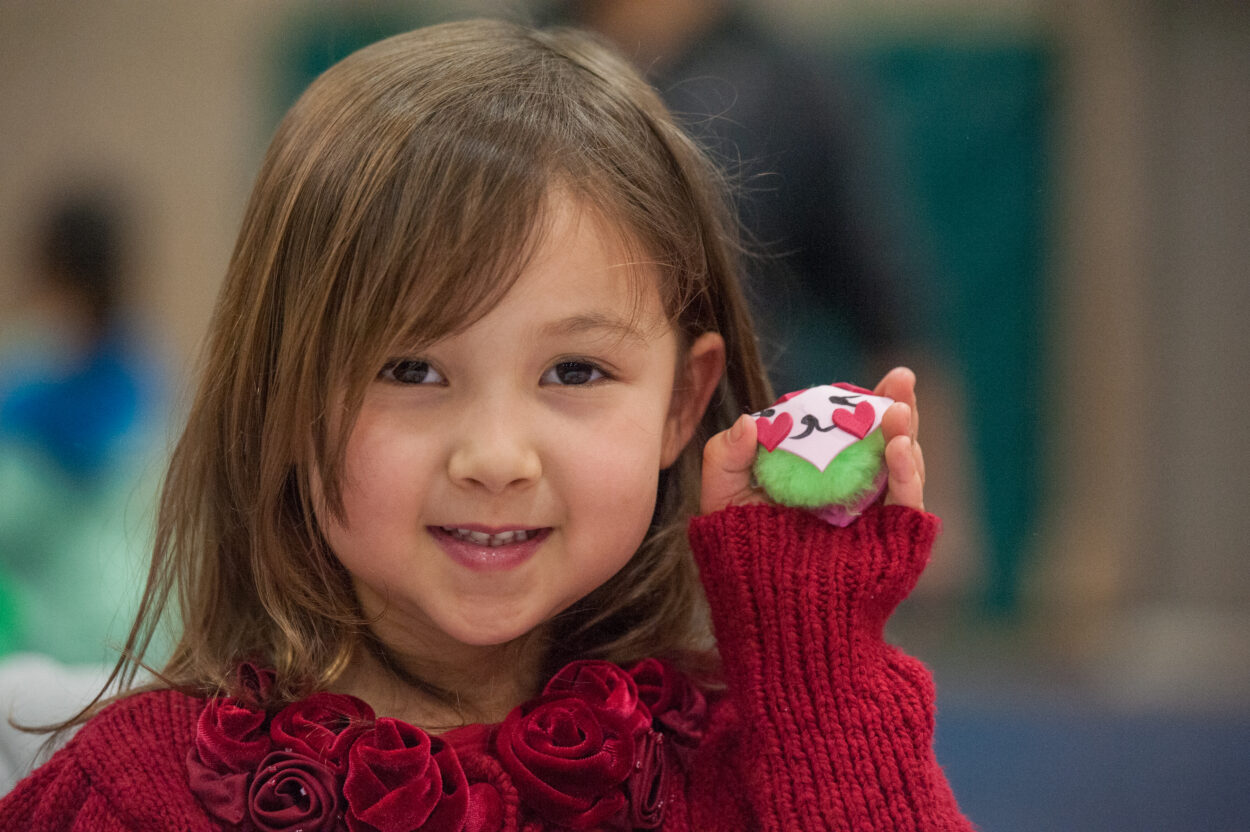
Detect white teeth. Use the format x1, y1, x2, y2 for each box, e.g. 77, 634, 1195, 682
441, 527, 535, 547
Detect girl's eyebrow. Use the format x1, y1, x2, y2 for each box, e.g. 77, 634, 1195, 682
539, 313, 648, 344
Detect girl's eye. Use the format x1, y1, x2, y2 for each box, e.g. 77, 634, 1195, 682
379, 359, 445, 385
542, 361, 605, 386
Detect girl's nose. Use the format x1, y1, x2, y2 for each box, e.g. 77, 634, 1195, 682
446, 417, 542, 493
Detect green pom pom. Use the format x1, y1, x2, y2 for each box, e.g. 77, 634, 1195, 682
753, 428, 886, 508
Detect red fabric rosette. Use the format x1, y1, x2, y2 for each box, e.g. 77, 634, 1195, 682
270, 692, 375, 773
494, 693, 636, 829
628, 658, 707, 747
543, 660, 652, 739
248, 750, 343, 832
343, 718, 469, 832
194, 695, 271, 773
234, 662, 277, 708
187, 695, 272, 826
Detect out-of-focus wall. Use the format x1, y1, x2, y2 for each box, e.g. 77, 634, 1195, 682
0, 1, 286, 377
1040, 0, 1250, 708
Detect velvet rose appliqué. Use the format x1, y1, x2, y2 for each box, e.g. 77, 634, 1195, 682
628, 658, 707, 749
344, 718, 469, 832
188, 660, 707, 831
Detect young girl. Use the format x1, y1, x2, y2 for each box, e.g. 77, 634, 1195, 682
1, 19, 972, 832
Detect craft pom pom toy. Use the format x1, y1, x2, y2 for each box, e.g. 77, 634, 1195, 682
751, 383, 895, 526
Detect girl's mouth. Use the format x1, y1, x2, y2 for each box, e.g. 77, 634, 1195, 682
438, 526, 542, 547
428, 526, 551, 572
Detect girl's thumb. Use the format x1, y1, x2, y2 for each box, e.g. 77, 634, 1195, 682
700, 414, 766, 515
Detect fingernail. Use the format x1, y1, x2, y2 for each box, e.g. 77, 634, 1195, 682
729, 414, 746, 443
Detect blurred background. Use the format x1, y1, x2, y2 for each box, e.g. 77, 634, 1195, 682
1, 0, 1247, 827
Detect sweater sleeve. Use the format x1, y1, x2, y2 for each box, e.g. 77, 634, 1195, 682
0, 747, 128, 831
687, 502, 973, 831
0, 690, 210, 831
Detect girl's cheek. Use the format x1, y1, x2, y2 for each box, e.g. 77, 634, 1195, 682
563, 405, 667, 461
570, 414, 664, 489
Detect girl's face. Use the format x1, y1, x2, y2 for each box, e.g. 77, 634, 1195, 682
317, 195, 722, 660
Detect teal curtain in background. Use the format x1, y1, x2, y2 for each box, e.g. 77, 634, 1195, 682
859, 42, 1051, 613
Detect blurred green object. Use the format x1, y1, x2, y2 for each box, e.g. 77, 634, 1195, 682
856, 40, 1051, 614
0, 577, 17, 656
0, 440, 159, 664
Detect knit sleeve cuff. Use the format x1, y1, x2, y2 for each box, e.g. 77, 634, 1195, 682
689, 502, 940, 644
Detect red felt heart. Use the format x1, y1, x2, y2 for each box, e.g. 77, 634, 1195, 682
754, 412, 793, 452
832, 401, 875, 439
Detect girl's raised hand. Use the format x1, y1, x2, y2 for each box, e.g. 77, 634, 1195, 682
700, 367, 926, 515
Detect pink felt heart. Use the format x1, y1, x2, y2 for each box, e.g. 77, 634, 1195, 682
755, 412, 793, 452
832, 401, 875, 439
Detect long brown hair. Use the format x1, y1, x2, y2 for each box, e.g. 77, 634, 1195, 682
98, 19, 772, 713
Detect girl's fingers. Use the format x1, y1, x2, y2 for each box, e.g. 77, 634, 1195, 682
881, 401, 913, 448
874, 366, 918, 439
883, 433, 925, 510
876, 368, 925, 509
700, 414, 767, 515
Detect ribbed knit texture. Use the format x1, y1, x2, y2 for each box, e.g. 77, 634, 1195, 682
0, 503, 972, 830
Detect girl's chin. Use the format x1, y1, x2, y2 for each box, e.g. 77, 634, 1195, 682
422, 611, 552, 654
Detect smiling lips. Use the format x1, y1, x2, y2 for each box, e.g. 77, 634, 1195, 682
429, 525, 551, 572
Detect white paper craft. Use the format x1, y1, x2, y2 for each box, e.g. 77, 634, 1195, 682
750, 383, 894, 471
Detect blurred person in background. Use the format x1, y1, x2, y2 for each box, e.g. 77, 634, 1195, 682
546, 0, 922, 391
0, 188, 164, 666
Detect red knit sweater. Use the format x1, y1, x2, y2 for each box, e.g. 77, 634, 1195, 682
0, 504, 973, 830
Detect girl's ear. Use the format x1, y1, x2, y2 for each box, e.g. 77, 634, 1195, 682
661, 332, 726, 467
